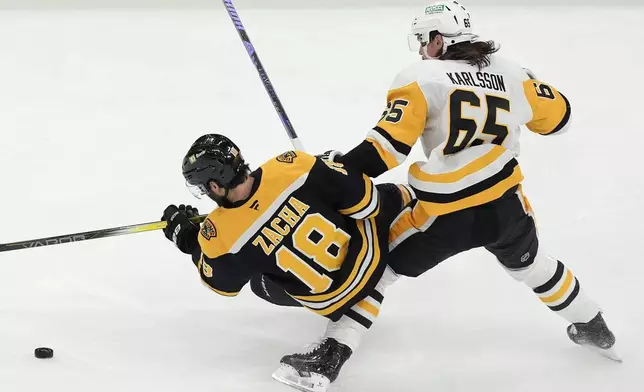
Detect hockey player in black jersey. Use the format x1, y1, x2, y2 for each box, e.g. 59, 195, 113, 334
161, 134, 412, 392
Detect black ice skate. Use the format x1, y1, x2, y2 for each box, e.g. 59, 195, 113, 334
567, 312, 622, 362
272, 338, 353, 392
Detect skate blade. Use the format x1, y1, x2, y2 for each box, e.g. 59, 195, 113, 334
581, 343, 623, 363
272, 363, 331, 392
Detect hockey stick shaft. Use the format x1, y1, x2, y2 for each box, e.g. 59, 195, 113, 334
221, 0, 305, 151
0, 215, 207, 253
3, 6, 301, 253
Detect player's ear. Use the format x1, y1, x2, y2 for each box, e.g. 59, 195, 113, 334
424, 33, 444, 58
208, 180, 222, 195
435, 34, 444, 48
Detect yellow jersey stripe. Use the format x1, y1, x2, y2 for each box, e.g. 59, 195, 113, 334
338, 175, 374, 216
517, 184, 535, 216
366, 137, 400, 170
397, 184, 412, 205
411, 200, 431, 226
388, 201, 433, 250
417, 166, 524, 216
410, 146, 506, 184
363, 202, 380, 220
389, 209, 413, 246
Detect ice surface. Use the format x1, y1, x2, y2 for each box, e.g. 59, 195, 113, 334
0, 6, 642, 392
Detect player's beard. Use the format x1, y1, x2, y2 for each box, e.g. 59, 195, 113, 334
420, 45, 432, 60
420, 41, 445, 60
208, 189, 234, 208
420, 44, 437, 60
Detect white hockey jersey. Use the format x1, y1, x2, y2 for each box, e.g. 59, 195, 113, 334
363, 55, 571, 218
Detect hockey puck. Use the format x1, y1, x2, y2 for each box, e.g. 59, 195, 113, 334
34, 347, 54, 359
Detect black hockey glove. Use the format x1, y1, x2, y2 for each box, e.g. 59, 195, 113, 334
162, 204, 200, 255
316, 150, 343, 163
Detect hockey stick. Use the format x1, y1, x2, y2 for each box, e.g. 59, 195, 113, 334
0, 215, 207, 253
2, 7, 301, 253
221, 0, 305, 151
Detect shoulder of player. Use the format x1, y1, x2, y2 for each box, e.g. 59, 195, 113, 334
197, 210, 228, 257
197, 211, 253, 263
488, 55, 533, 81
198, 210, 220, 240
393, 56, 530, 87
260, 150, 317, 174
390, 60, 477, 97
390, 60, 438, 89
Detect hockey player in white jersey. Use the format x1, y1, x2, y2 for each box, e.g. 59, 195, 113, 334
274, 1, 619, 391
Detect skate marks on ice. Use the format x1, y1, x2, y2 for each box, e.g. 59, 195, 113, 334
579, 343, 623, 364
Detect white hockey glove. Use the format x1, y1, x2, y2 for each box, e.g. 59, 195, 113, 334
316, 150, 343, 163
523, 67, 538, 80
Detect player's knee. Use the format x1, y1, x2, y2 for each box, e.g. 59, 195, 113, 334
250, 274, 302, 307
487, 212, 539, 271
504, 248, 558, 288
376, 267, 400, 291
389, 259, 440, 277
376, 183, 416, 211
376, 183, 404, 210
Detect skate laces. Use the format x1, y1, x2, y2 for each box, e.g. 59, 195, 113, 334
299, 337, 327, 355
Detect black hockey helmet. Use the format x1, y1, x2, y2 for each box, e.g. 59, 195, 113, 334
182, 134, 249, 202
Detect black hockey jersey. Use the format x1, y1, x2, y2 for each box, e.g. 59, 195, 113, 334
193, 151, 388, 321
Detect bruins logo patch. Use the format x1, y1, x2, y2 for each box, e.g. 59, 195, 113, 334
276, 151, 297, 164
200, 218, 217, 240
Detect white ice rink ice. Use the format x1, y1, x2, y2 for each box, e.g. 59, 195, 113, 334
0, 5, 643, 392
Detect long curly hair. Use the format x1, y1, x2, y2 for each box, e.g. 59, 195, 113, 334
439, 40, 500, 70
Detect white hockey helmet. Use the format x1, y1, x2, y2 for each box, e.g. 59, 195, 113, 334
408, 1, 478, 54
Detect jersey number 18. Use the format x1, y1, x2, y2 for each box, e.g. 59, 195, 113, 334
275, 214, 350, 294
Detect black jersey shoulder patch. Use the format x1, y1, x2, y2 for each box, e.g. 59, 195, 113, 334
201, 259, 213, 278
276, 151, 297, 164
201, 218, 217, 240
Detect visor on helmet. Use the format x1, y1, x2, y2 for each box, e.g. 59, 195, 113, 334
408, 32, 429, 51
185, 180, 208, 199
